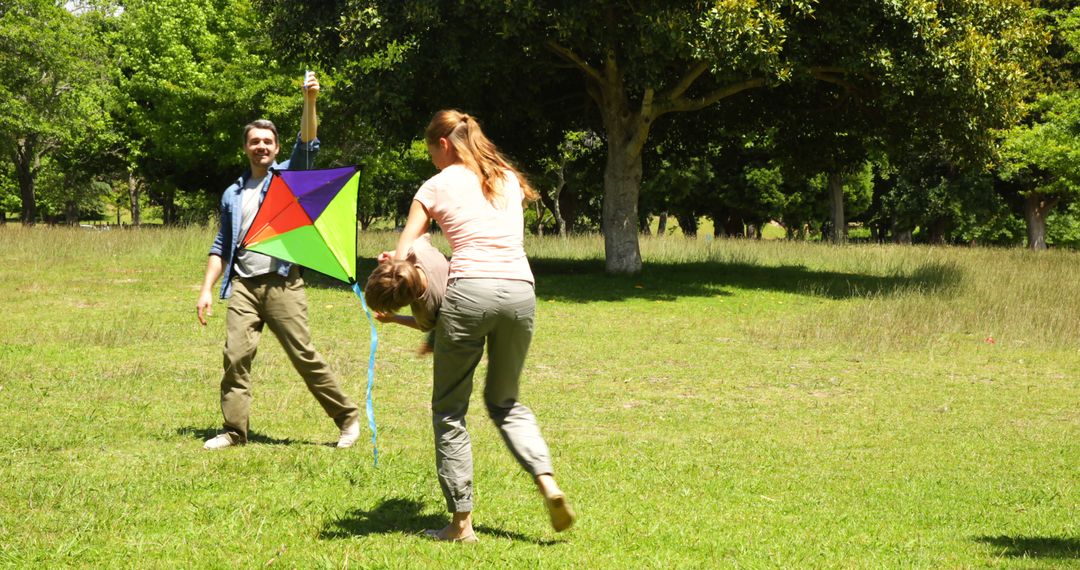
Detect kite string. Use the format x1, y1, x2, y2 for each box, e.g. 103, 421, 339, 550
352, 282, 379, 467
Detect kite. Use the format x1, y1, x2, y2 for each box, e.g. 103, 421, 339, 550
240, 165, 380, 465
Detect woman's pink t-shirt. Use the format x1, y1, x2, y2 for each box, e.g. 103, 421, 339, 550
414, 164, 534, 283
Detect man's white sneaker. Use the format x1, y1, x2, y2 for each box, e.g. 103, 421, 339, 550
337, 419, 360, 448
203, 434, 236, 450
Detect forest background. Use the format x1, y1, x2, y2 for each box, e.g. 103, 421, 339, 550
1, 0, 1078, 273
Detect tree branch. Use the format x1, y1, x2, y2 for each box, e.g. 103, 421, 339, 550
810, 70, 859, 94
544, 40, 605, 88
659, 61, 710, 102
655, 77, 767, 116
641, 87, 655, 119
807, 65, 850, 75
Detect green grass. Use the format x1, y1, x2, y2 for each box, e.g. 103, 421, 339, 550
1, 226, 1077, 568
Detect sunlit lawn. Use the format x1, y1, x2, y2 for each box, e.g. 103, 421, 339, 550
0, 225, 1076, 568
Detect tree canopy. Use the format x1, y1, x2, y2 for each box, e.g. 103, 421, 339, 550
0, 0, 115, 223
254, 0, 1040, 271
2, 0, 1074, 258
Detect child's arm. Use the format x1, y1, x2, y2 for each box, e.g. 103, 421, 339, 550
374, 312, 423, 331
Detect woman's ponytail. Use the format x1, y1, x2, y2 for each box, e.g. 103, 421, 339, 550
426, 110, 539, 205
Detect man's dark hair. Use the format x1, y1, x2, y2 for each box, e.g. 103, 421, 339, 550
243, 119, 279, 144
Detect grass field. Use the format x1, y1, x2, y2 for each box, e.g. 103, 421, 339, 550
0, 225, 1077, 569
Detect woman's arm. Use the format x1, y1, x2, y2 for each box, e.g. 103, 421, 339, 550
394, 200, 431, 260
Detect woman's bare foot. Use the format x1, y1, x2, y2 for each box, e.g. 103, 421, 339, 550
424, 512, 477, 542
536, 474, 576, 532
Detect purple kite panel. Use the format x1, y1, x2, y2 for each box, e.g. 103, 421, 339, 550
279, 166, 358, 221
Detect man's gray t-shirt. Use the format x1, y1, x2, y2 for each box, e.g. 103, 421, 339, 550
233, 175, 277, 278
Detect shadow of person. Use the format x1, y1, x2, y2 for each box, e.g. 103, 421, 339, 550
320, 498, 445, 538
975, 535, 1080, 559
472, 524, 559, 546
320, 498, 559, 545
175, 426, 316, 446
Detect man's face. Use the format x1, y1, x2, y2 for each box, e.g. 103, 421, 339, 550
244, 128, 279, 170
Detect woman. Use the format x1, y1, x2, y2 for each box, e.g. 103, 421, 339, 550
393, 110, 574, 542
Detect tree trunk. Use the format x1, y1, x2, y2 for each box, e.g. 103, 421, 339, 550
64, 200, 78, 225
722, 215, 744, 238
551, 164, 567, 237
828, 171, 845, 243
552, 196, 566, 237
928, 217, 948, 245
127, 172, 142, 226
161, 186, 177, 225
871, 220, 885, 243
539, 166, 569, 237
657, 212, 667, 235
675, 212, 697, 238
1023, 191, 1057, 250
15, 140, 38, 225
640, 215, 652, 236
601, 117, 644, 274
534, 201, 545, 236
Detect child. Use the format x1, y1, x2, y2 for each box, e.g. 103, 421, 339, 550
364, 233, 449, 355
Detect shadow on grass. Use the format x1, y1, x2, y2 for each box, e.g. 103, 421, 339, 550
526, 258, 962, 303
176, 426, 321, 447
301, 256, 962, 304
321, 497, 558, 545
975, 536, 1080, 559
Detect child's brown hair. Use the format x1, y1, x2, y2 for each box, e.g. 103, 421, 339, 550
364, 258, 425, 313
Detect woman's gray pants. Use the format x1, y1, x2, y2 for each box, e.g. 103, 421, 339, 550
432, 278, 553, 513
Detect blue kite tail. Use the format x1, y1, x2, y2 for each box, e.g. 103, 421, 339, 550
352, 282, 379, 467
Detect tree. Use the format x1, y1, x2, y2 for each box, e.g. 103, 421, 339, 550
0, 159, 17, 221
868, 145, 1024, 246
999, 91, 1080, 248
355, 139, 433, 229
996, 5, 1080, 249
537, 130, 602, 237
109, 0, 300, 225
0, 0, 115, 224
257, 1, 1037, 271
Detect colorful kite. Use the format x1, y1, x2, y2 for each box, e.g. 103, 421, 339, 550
241, 166, 359, 282
240, 166, 380, 465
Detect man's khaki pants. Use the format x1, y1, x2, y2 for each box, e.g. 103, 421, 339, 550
219, 268, 358, 443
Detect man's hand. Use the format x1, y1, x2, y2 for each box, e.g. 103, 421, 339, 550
303, 71, 320, 99
196, 291, 214, 326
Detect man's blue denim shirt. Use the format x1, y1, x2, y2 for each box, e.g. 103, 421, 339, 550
209, 134, 319, 299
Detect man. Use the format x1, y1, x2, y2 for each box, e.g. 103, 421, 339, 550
195, 72, 360, 450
